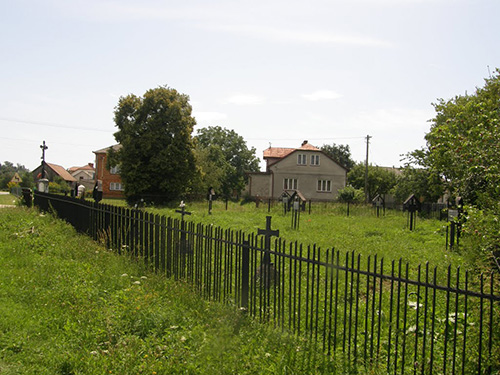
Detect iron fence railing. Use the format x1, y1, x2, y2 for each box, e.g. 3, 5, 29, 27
33, 191, 499, 374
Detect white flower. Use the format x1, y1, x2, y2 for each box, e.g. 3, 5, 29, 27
133, 281, 141, 285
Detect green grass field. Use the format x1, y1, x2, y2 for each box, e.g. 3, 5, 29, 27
135, 199, 482, 275
0, 207, 350, 374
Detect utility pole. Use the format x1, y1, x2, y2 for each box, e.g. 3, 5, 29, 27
364, 135, 371, 203
40, 140, 48, 178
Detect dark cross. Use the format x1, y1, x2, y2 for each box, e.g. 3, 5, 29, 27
258, 216, 279, 264
40, 140, 48, 178
175, 201, 191, 221
175, 201, 192, 254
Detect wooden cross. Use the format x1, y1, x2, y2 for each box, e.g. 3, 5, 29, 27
258, 216, 279, 264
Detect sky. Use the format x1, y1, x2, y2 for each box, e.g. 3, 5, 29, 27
1, 0, 499, 172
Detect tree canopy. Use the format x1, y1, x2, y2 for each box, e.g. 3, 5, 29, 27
0, 162, 33, 189
425, 68, 500, 207
320, 143, 355, 170
111, 86, 197, 205
347, 163, 397, 202
195, 126, 260, 198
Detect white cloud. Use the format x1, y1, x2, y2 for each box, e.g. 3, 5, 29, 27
53, 1, 393, 47
302, 90, 343, 101
211, 24, 392, 47
224, 94, 266, 106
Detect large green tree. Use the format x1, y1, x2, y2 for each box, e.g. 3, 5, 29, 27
195, 126, 260, 198
320, 143, 355, 170
425, 69, 500, 207
111, 86, 197, 205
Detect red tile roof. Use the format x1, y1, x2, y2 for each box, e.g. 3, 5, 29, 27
263, 141, 320, 159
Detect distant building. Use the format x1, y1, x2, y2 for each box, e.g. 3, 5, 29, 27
68, 163, 95, 191
246, 140, 348, 201
93, 144, 124, 199
32, 162, 77, 186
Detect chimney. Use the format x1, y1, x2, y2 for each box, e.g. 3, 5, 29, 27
302, 140, 308, 146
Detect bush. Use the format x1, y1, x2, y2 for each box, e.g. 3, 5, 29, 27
461, 205, 500, 270
337, 185, 364, 203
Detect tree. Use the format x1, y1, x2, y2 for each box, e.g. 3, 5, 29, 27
393, 167, 444, 203
111, 86, 197, 205
425, 68, 500, 207
0, 162, 32, 189
348, 163, 397, 201
320, 143, 355, 170
392, 149, 445, 203
195, 126, 260, 198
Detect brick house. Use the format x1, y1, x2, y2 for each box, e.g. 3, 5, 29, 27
93, 145, 124, 199
246, 140, 347, 201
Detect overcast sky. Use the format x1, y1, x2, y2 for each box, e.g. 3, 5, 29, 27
1, 0, 499, 171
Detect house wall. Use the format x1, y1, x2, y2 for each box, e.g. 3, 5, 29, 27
269, 151, 346, 201
94, 151, 124, 199
247, 173, 271, 198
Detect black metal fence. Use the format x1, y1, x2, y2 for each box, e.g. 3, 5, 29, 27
34, 192, 499, 374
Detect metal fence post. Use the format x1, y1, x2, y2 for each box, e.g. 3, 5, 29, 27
241, 239, 250, 310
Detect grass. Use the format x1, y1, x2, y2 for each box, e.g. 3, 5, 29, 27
0, 193, 18, 206
0, 207, 364, 374
136, 199, 483, 275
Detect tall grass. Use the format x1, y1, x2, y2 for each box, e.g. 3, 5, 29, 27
0, 207, 362, 374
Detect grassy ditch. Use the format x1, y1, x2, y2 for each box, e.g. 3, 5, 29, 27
0, 207, 361, 375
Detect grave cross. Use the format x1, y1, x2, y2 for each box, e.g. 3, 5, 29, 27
258, 216, 279, 264
175, 201, 191, 221
40, 140, 48, 178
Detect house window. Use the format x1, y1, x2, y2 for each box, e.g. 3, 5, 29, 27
317, 180, 331, 192
110, 165, 121, 174
311, 154, 320, 166
284, 178, 298, 190
297, 154, 307, 165
110, 182, 124, 191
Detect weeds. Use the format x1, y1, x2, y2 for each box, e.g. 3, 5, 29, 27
0, 207, 347, 374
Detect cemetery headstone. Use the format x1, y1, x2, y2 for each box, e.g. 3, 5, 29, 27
207, 187, 215, 215
372, 194, 385, 217
176, 201, 192, 254
291, 196, 300, 229
257, 216, 280, 288
403, 194, 420, 231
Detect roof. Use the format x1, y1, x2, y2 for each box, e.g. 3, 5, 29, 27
264, 141, 320, 159
93, 144, 122, 154
68, 164, 95, 173
46, 163, 77, 182
263, 147, 295, 159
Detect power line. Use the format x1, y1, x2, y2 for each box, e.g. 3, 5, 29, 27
246, 136, 366, 141
0, 116, 112, 133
